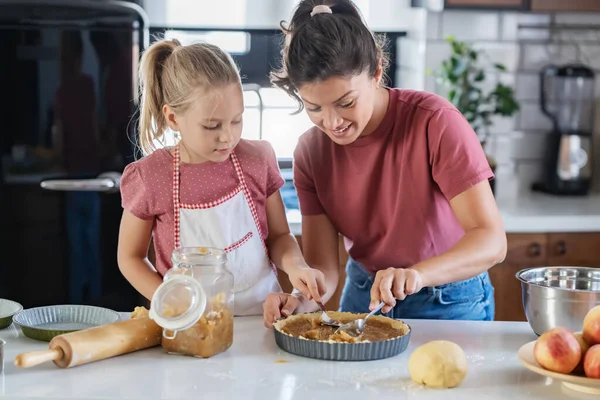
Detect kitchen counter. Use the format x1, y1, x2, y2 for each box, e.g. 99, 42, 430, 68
0, 315, 596, 400
286, 193, 600, 235
497, 192, 600, 233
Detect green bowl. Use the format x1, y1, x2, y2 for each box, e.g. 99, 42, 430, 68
0, 299, 23, 329
12, 304, 121, 342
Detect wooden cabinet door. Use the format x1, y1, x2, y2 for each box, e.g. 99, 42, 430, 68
530, 0, 600, 12
445, 0, 525, 7
547, 233, 600, 267
488, 233, 548, 321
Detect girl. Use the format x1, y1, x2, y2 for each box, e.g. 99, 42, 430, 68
263, 0, 507, 325
117, 38, 325, 318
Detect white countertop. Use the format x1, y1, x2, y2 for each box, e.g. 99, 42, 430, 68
497, 193, 600, 233
1, 315, 597, 400
287, 193, 600, 235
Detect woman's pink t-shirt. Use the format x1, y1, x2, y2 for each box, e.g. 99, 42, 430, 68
120, 139, 285, 276
293, 89, 494, 274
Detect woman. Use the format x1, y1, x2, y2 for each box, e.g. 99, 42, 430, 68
262, 0, 506, 325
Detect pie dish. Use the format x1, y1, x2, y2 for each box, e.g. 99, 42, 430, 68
273, 311, 411, 361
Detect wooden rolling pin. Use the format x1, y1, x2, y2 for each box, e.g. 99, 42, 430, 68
14, 315, 162, 369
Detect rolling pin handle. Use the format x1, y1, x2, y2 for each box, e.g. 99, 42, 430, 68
14, 348, 63, 368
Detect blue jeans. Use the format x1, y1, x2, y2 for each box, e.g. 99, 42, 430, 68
339, 258, 495, 321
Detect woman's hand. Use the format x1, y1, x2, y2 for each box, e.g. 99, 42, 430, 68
286, 265, 326, 303
370, 267, 424, 313
262, 292, 303, 329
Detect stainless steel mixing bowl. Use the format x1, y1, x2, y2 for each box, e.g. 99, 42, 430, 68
516, 266, 600, 335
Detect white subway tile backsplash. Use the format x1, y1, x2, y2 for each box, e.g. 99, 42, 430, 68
578, 46, 600, 70
474, 42, 520, 71
492, 133, 515, 164
515, 72, 540, 101
426, 12, 442, 40
520, 44, 579, 70
493, 168, 519, 199
424, 75, 439, 94
399, 39, 425, 70
510, 132, 549, 161
399, 68, 425, 91
501, 12, 551, 41
554, 13, 600, 25
424, 42, 452, 71
552, 14, 600, 42
517, 103, 554, 131
489, 115, 516, 134
490, 131, 548, 163
442, 11, 500, 41
515, 161, 545, 191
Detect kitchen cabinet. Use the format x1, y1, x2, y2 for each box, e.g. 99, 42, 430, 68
489, 232, 600, 322
530, 0, 600, 12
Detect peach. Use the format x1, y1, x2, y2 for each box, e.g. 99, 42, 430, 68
534, 327, 581, 374
573, 332, 591, 375
584, 344, 600, 379
583, 305, 600, 346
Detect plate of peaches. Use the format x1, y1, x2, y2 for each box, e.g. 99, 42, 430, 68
518, 306, 600, 394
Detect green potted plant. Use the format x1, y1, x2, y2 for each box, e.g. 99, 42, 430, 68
433, 36, 520, 194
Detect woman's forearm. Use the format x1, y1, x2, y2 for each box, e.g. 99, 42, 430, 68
410, 227, 507, 288
118, 257, 164, 301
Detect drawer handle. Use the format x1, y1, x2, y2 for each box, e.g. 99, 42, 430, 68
528, 243, 541, 257
556, 240, 567, 256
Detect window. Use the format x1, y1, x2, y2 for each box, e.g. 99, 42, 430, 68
163, 30, 250, 54
242, 87, 314, 159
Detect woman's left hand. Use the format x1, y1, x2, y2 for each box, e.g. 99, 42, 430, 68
287, 265, 327, 303
370, 267, 424, 313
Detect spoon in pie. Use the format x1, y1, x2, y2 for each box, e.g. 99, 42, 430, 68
335, 301, 386, 337
316, 302, 341, 327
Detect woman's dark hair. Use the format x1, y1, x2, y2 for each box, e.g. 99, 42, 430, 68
270, 0, 389, 113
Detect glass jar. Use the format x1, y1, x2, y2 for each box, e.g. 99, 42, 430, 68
149, 247, 234, 358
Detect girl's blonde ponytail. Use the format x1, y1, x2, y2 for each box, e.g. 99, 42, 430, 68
137, 39, 180, 156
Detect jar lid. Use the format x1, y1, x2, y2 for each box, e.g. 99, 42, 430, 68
148, 274, 207, 332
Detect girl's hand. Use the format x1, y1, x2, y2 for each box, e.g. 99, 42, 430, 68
286, 265, 326, 303
370, 267, 423, 313
262, 292, 302, 329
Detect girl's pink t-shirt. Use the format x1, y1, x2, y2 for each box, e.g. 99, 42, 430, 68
293, 89, 494, 274
120, 139, 285, 276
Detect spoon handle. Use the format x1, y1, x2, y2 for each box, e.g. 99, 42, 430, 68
316, 302, 327, 313
365, 301, 386, 320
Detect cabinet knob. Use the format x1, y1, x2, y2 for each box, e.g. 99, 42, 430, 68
556, 240, 567, 256
528, 243, 541, 257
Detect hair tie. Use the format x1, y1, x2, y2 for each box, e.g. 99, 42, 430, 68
310, 5, 332, 17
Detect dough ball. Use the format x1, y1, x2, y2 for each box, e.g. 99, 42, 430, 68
408, 340, 468, 388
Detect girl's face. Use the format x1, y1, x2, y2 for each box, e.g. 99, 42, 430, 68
297, 70, 384, 145
164, 83, 244, 163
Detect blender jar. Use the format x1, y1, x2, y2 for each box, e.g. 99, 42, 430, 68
149, 247, 234, 358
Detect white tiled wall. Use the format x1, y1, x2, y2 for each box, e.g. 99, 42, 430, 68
399, 10, 600, 198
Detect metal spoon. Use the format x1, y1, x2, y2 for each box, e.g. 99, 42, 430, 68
316, 302, 341, 327
335, 301, 386, 337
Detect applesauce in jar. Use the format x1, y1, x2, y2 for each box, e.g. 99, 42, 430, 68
149, 247, 234, 358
